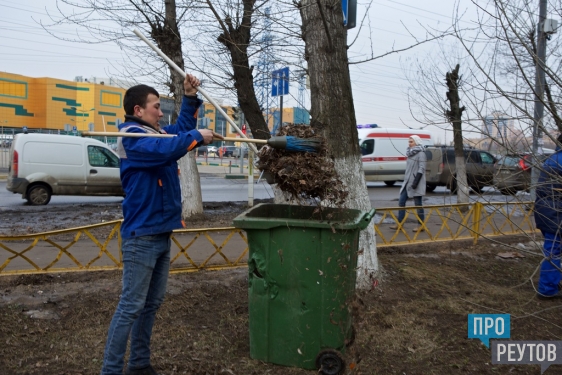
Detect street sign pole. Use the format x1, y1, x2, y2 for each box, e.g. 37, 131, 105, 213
280, 96, 283, 130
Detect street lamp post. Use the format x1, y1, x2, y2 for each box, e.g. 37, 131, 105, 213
70, 107, 95, 132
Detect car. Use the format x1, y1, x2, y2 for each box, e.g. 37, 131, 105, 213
218, 146, 237, 157
6, 134, 123, 205
207, 146, 218, 155
195, 145, 208, 155
233, 146, 249, 158
493, 152, 554, 195
424, 146, 497, 193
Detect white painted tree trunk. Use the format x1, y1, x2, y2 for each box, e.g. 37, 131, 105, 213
179, 151, 203, 217
455, 156, 470, 204
333, 156, 378, 289
298, 0, 379, 289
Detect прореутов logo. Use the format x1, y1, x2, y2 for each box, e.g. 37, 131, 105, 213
469, 314, 562, 373
492, 341, 562, 374
468, 314, 510, 347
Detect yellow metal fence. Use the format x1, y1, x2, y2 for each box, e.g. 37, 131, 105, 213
0, 201, 537, 276
374, 201, 536, 246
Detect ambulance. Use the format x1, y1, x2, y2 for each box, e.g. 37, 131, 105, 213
358, 125, 433, 186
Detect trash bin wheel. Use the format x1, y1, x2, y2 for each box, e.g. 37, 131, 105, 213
316, 349, 345, 375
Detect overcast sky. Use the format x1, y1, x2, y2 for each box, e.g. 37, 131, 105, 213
1, 0, 482, 142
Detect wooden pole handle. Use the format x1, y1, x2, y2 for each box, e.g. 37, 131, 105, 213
132, 29, 259, 154
83, 132, 266, 145
219, 137, 267, 144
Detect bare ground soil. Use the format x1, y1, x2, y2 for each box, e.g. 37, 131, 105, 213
1, 202, 561, 375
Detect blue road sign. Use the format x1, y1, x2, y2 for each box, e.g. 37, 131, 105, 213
272, 67, 290, 97
342, 0, 357, 29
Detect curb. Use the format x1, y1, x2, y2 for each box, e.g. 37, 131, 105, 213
225, 174, 262, 179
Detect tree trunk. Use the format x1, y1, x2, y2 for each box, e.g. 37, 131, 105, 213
445, 64, 469, 204
151, 0, 204, 217
212, 0, 271, 140
299, 0, 378, 289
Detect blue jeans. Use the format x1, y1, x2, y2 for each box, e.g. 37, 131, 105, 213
538, 231, 561, 296
397, 188, 424, 224
101, 233, 171, 375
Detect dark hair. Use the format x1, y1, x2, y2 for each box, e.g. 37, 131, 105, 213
558, 133, 562, 145
123, 85, 159, 115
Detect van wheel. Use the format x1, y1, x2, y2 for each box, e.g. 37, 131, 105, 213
426, 184, 437, 192
27, 184, 51, 205
384, 181, 396, 187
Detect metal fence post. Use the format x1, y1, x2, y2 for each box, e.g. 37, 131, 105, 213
472, 202, 483, 244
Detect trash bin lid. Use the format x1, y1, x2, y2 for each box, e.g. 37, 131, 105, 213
233, 203, 375, 230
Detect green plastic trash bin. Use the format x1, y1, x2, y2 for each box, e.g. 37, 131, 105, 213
233, 203, 375, 374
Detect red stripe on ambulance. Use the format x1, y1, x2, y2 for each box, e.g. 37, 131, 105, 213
362, 156, 407, 162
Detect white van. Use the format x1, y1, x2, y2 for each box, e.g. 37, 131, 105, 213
358, 127, 433, 186
6, 134, 123, 205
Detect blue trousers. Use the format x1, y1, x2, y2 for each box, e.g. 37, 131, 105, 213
397, 188, 424, 224
538, 231, 561, 296
101, 233, 171, 375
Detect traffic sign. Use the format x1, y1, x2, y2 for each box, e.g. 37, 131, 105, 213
342, 0, 357, 29
72, 125, 77, 134
271, 67, 290, 97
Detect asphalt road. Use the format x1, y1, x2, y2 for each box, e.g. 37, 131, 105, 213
0, 177, 527, 210
0, 177, 276, 208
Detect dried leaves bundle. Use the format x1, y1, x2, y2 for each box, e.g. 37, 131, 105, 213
257, 124, 348, 206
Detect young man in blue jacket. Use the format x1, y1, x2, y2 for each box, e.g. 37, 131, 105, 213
534, 134, 562, 299
101, 75, 222, 375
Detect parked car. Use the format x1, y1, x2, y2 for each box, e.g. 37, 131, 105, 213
195, 145, 208, 155
424, 146, 497, 193
218, 146, 237, 157
207, 145, 218, 155
493, 152, 554, 195
233, 146, 249, 158
6, 134, 123, 205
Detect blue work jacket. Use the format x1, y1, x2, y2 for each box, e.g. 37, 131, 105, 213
534, 148, 562, 235
117, 96, 203, 239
